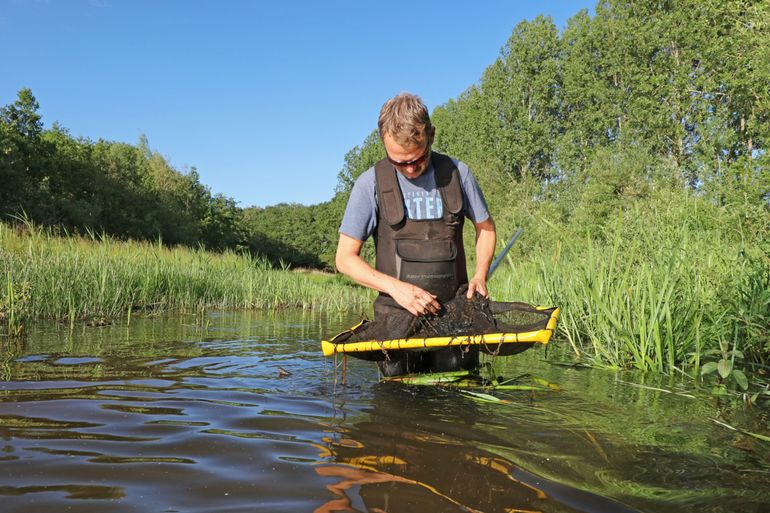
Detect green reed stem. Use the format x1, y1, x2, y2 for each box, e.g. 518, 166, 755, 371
494, 209, 768, 376
0, 221, 370, 328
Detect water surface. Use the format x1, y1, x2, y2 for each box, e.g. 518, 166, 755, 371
1, 310, 768, 512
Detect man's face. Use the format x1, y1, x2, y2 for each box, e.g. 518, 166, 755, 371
383, 131, 432, 180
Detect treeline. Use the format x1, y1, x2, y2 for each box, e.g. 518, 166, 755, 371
0, 87, 351, 268
1, 89, 241, 250
427, 0, 770, 222
339, 0, 769, 212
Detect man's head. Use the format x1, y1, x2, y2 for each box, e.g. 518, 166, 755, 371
378, 92, 435, 179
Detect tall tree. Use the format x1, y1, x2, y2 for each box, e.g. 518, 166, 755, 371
335, 131, 383, 194
476, 16, 562, 182
0, 88, 46, 216
0, 88, 42, 138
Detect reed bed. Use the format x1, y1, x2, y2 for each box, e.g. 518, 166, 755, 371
494, 196, 770, 381
0, 222, 370, 334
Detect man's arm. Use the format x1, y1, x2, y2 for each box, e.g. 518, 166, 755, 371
335, 233, 440, 316
466, 216, 496, 299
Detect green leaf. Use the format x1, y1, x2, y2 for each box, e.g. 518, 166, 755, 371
494, 385, 547, 391
711, 385, 728, 396
701, 361, 718, 375
717, 359, 733, 379
532, 377, 562, 391
732, 370, 749, 391
460, 390, 503, 403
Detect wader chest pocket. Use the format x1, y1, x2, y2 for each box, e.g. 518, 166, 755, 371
395, 240, 459, 301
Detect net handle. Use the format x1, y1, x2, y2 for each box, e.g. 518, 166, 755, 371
487, 227, 523, 280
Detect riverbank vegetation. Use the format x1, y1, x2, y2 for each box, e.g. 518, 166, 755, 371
0, 221, 370, 336
492, 171, 769, 391
1, 1, 768, 389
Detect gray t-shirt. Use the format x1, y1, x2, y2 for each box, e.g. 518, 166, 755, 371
339, 158, 490, 241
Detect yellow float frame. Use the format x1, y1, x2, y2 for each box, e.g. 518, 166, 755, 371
321, 307, 559, 357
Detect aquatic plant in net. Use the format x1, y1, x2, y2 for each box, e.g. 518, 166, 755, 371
327, 286, 557, 361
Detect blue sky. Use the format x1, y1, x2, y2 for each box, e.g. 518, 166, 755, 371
1, 1, 593, 208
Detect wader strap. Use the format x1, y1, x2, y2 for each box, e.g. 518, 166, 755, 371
432, 152, 463, 215
374, 152, 463, 225
374, 160, 405, 226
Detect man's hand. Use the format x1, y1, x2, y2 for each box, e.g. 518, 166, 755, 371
466, 274, 489, 299
468, 217, 496, 300
336, 234, 440, 317
390, 281, 441, 317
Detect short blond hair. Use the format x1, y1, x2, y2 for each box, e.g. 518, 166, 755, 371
378, 92, 433, 147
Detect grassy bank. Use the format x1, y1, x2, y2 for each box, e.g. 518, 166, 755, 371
0, 222, 370, 335
493, 187, 770, 394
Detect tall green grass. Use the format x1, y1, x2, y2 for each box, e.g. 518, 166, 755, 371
0, 222, 370, 334
494, 190, 770, 382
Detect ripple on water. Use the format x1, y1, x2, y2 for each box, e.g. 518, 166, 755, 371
0, 312, 768, 513
51, 357, 103, 366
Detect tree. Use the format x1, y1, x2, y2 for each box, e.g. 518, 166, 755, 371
0, 89, 46, 217
475, 16, 562, 182
0, 88, 42, 138
335, 131, 383, 193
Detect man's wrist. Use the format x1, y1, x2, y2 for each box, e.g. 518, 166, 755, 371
381, 276, 401, 297
472, 270, 488, 281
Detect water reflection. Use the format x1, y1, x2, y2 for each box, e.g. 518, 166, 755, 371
0, 310, 767, 513
318, 383, 646, 513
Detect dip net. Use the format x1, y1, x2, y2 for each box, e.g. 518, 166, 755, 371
329, 285, 557, 361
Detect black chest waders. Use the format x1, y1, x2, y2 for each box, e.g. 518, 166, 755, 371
373, 152, 479, 376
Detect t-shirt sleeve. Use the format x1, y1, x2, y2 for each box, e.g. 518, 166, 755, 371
456, 160, 490, 224
339, 168, 378, 241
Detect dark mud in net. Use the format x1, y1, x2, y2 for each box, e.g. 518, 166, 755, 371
330, 286, 556, 360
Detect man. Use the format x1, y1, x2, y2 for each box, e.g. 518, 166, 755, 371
336, 92, 496, 376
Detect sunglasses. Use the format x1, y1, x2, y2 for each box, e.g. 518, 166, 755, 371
386, 145, 431, 169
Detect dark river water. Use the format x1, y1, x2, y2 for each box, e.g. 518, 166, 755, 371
0, 310, 768, 513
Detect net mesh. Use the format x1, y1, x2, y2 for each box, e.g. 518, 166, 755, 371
332, 285, 554, 357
